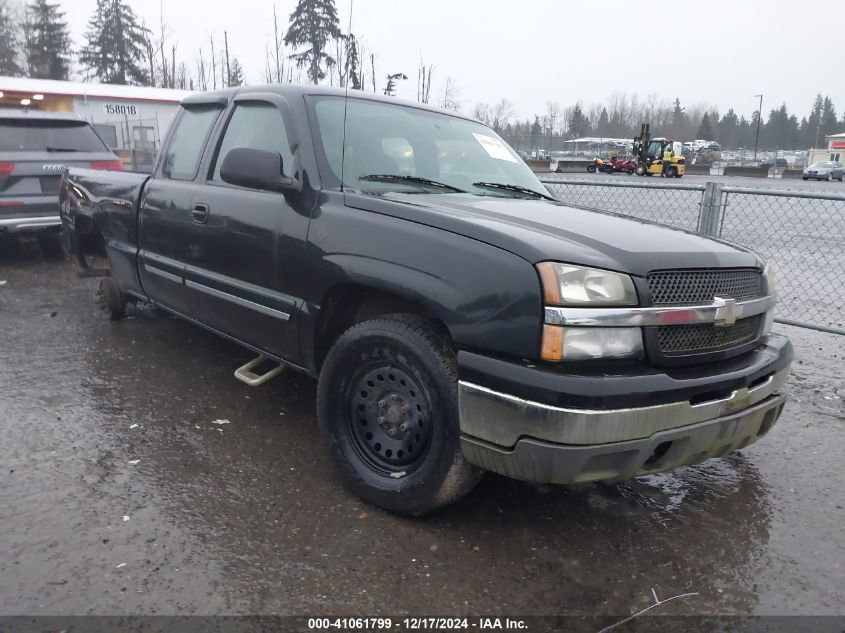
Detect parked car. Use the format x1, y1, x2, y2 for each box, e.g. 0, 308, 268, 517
803, 161, 844, 181
0, 111, 122, 248
61, 85, 792, 515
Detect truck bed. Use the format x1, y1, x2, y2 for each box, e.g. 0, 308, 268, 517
60, 167, 151, 296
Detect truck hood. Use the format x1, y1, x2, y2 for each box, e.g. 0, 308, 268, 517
346, 192, 762, 277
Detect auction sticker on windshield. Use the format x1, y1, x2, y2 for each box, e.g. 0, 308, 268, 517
472, 133, 518, 163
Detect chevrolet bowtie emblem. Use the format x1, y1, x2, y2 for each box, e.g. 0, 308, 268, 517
713, 296, 737, 327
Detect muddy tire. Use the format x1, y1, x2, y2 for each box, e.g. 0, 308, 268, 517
317, 315, 483, 515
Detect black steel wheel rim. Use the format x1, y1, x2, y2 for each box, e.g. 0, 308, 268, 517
347, 362, 433, 475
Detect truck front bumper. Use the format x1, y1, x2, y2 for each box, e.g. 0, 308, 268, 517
458, 334, 792, 484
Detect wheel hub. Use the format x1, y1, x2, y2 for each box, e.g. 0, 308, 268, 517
349, 365, 432, 471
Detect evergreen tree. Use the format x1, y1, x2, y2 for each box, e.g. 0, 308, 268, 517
23, 0, 72, 79
671, 98, 687, 138
763, 104, 799, 149
595, 108, 610, 136
228, 58, 245, 86
567, 103, 587, 138
0, 0, 24, 75
345, 34, 361, 90
383, 72, 406, 97
80, 0, 150, 85
804, 94, 824, 147
717, 109, 739, 148
820, 97, 838, 141
696, 113, 714, 140
285, 0, 340, 85
530, 116, 542, 136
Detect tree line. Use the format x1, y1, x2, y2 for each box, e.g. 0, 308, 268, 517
0, 0, 422, 94
497, 94, 845, 151
1, 0, 843, 150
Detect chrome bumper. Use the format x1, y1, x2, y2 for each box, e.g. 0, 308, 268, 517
457, 365, 789, 484
458, 365, 789, 447
0, 215, 62, 232
460, 393, 786, 484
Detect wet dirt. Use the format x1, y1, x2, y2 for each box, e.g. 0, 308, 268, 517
1, 239, 843, 617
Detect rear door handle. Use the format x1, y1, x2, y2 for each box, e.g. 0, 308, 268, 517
191, 203, 209, 224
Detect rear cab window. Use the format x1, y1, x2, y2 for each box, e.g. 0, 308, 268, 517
0, 119, 109, 153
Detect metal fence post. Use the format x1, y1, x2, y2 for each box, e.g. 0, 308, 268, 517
697, 181, 724, 236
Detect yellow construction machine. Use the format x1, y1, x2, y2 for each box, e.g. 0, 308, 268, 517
633, 124, 686, 177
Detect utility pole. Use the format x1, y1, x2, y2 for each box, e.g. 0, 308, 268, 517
753, 93, 763, 163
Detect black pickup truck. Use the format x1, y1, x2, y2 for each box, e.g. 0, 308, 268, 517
60, 85, 792, 515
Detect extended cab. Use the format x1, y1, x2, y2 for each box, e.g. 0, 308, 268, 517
60, 86, 792, 515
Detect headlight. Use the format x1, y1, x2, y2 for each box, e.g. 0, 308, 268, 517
541, 325, 644, 362
537, 263, 641, 361
537, 262, 637, 306
762, 264, 776, 296
761, 264, 776, 335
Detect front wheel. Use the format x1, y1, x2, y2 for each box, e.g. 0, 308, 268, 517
635, 164, 647, 176
587, 164, 596, 173
317, 315, 483, 515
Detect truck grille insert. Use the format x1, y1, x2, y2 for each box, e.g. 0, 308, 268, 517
647, 269, 763, 305
657, 316, 762, 353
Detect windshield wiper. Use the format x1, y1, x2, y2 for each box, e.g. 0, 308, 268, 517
359, 174, 467, 193
472, 181, 554, 200
45, 147, 81, 153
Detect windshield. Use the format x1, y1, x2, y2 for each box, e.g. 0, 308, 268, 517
0, 119, 109, 152
645, 140, 664, 157
810, 162, 835, 168
311, 96, 549, 198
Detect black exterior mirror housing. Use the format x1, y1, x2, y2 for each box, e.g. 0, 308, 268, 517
220, 147, 296, 192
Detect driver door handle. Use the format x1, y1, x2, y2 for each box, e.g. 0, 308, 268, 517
191, 203, 210, 224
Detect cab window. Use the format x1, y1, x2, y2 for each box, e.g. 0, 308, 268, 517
161, 106, 220, 180
211, 102, 294, 184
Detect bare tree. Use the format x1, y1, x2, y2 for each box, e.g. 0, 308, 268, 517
416, 56, 434, 104
546, 101, 562, 135
223, 30, 230, 87
196, 47, 208, 90
210, 34, 217, 89
489, 99, 514, 132
271, 2, 284, 83
439, 76, 460, 112
472, 102, 491, 124
141, 22, 156, 86
158, 1, 171, 88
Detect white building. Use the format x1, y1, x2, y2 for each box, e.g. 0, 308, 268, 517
807, 132, 845, 166
0, 76, 192, 169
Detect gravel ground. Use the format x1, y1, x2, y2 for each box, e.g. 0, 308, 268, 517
0, 239, 843, 620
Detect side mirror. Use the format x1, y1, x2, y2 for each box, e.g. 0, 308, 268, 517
219, 147, 297, 192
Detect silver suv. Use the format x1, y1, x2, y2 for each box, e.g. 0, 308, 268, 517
0, 111, 122, 238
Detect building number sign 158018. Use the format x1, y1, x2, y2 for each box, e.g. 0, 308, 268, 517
103, 103, 138, 116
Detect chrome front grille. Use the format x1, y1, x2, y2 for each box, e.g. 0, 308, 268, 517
647, 269, 763, 305
657, 315, 762, 354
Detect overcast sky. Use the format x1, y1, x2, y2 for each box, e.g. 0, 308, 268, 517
60, 0, 845, 121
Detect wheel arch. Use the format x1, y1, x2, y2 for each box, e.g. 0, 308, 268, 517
310, 281, 452, 374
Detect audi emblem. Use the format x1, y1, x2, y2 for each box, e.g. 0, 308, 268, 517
42, 164, 68, 173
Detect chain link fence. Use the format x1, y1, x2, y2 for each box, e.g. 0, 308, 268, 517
541, 178, 845, 334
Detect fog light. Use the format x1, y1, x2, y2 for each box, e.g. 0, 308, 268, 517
541, 326, 644, 361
